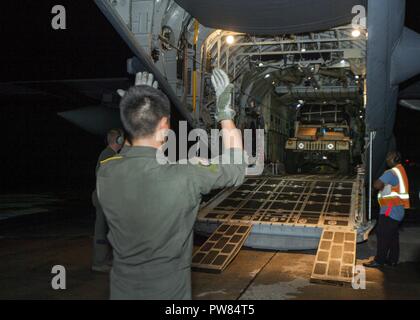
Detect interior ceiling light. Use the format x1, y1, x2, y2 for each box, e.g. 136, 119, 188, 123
351, 29, 361, 38
264, 74, 271, 79
226, 35, 235, 45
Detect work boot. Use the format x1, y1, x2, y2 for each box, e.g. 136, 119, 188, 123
385, 261, 398, 268
363, 260, 384, 269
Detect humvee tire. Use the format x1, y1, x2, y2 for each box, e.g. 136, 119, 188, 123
285, 150, 298, 173
338, 151, 350, 174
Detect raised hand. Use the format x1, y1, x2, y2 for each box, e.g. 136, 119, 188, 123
211, 69, 236, 122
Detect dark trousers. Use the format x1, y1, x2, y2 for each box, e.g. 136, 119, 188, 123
375, 214, 400, 264
92, 191, 112, 266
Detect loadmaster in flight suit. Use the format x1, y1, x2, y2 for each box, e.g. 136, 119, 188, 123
92, 128, 124, 273
97, 69, 246, 299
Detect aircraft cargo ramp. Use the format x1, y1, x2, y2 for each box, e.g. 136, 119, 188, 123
194, 173, 375, 282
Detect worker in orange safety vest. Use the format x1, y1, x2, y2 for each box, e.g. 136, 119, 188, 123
364, 151, 410, 268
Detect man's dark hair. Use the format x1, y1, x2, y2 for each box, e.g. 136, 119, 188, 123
107, 128, 123, 145
387, 150, 402, 165
120, 85, 170, 140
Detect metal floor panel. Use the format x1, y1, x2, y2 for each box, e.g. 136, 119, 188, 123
192, 222, 252, 272
197, 175, 359, 229
310, 229, 357, 284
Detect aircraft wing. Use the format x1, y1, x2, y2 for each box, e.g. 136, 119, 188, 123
58, 106, 121, 136
0, 78, 129, 136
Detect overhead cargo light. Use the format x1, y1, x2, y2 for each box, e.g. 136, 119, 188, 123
351, 29, 361, 38
259, 62, 264, 67
301, 48, 306, 52
264, 74, 271, 79
226, 35, 235, 45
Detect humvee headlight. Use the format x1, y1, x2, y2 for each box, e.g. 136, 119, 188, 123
285, 140, 296, 149
298, 143, 305, 150
336, 141, 350, 150
327, 143, 334, 150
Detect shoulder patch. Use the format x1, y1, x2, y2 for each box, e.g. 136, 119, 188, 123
100, 156, 123, 165
197, 158, 210, 166
190, 157, 219, 173
198, 163, 219, 173
189, 156, 210, 166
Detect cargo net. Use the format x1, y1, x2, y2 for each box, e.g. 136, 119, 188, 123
298, 104, 349, 124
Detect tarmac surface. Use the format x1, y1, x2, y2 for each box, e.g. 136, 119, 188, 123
0, 199, 420, 300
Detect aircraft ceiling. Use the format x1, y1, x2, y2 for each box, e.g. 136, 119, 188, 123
174, 0, 367, 35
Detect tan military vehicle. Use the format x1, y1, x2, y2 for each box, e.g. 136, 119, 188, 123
285, 104, 352, 174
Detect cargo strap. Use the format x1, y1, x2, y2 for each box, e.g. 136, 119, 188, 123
384, 204, 393, 218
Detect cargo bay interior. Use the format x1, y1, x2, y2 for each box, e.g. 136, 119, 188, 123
198, 28, 365, 174
0, 0, 420, 300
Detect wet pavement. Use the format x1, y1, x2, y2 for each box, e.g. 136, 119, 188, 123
0, 197, 419, 300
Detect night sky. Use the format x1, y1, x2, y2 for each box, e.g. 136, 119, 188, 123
0, 1, 132, 193
0, 1, 132, 81
0, 1, 420, 193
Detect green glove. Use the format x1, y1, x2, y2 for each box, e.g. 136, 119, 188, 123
211, 68, 236, 122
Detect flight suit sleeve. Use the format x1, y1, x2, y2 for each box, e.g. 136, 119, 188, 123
189, 148, 246, 195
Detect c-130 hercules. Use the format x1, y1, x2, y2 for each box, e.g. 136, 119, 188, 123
59, 1, 420, 260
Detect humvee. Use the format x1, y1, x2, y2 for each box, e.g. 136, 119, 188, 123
285, 104, 352, 174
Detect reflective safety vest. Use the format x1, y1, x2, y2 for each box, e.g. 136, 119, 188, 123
378, 164, 410, 209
